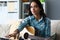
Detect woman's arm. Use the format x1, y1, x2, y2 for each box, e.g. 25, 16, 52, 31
5, 16, 30, 38
17, 16, 30, 32
45, 18, 51, 38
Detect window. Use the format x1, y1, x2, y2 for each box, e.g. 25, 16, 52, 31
22, 2, 30, 18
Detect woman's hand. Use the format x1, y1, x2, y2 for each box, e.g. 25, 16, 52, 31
5, 29, 19, 39
5, 32, 17, 39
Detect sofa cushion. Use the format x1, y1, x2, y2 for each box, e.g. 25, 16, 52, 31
0, 24, 10, 38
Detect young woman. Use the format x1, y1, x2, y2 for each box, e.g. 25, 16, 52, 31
6, 0, 51, 38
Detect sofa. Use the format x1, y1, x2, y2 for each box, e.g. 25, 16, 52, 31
0, 19, 60, 40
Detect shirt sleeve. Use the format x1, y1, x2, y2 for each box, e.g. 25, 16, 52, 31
17, 16, 30, 32
45, 18, 51, 38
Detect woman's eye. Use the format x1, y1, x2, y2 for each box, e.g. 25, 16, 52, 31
35, 6, 38, 8
30, 5, 38, 8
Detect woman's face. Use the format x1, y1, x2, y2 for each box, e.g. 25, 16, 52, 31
30, 2, 41, 15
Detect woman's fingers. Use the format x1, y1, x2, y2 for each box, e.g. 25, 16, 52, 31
5, 34, 14, 38
5, 31, 18, 39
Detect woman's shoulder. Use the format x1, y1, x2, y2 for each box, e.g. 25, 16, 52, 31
25, 16, 34, 19
24, 16, 34, 20
45, 17, 50, 20
45, 17, 51, 23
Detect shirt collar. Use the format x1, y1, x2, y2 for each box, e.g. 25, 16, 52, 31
32, 15, 43, 22
38, 17, 43, 22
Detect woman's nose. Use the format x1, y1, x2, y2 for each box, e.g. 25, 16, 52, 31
32, 7, 35, 10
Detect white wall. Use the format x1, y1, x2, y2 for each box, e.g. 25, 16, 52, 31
0, 0, 19, 24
